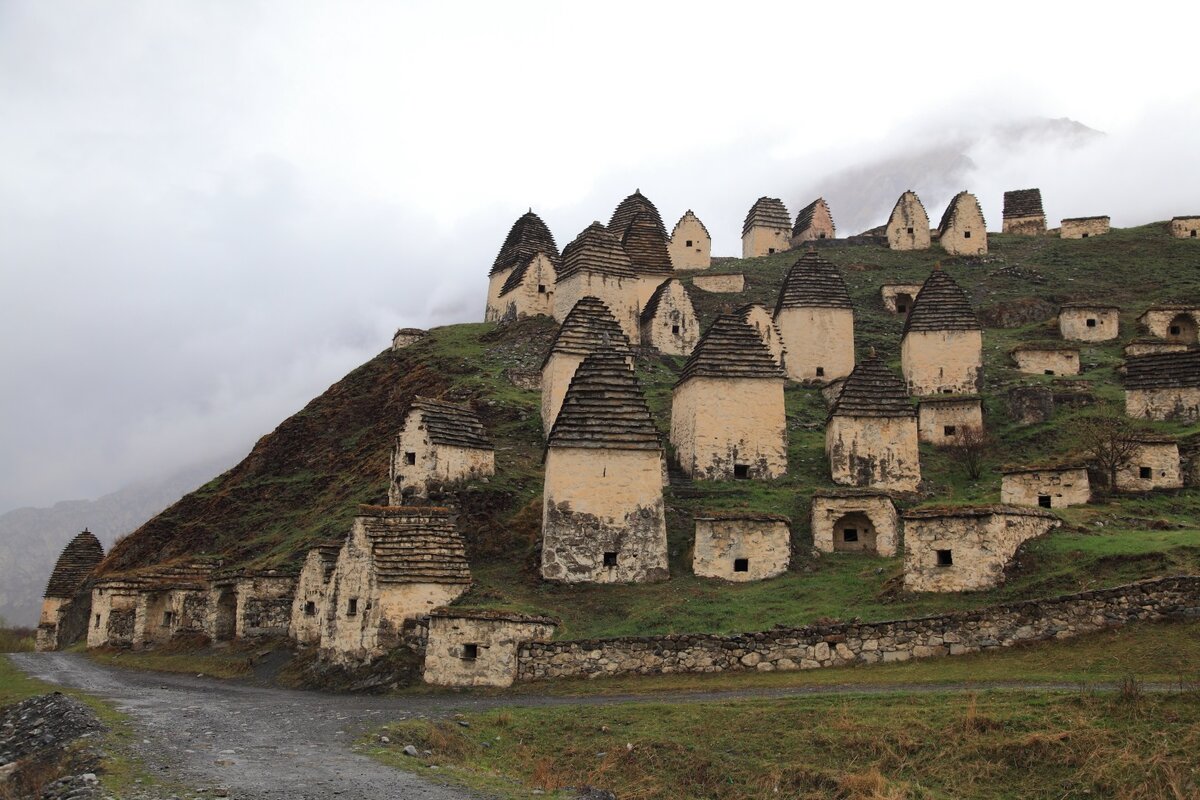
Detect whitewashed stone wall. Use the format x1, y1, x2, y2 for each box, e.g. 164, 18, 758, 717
917, 398, 983, 446
692, 515, 791, 581
775, 307, 855, 382
1012, 348, 1080, 376
826, 416, 921, 492
1126, 387, 1200, 423
1001, 468, 1090, 508
810, 493, 899, 556
554, 272, 641, 345
1060, 217, 1110, 238
901, 329, 983, 395
1059, 307, 1119, 342
423, 612, 557, 688
1115, 441, 1182, 491
671, 376, 787, 481
903, 508, 1060, 592
742, 226, 790, 259
692, 274, 745, 293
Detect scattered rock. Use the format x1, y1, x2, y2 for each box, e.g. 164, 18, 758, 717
403, 745, 419, 757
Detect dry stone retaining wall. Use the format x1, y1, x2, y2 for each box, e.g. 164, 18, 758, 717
516, 576, 1200, 681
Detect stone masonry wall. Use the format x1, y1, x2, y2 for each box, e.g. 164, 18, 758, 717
1001, 469, 1091, 508
1013, 349, 1080, 376
775, 307, 855, 382
1115, 442, 1182, 491
742, 227, 790, 259
424, 614, 557, 688
671, 376, 787, 481
691, 516, 791, 582
904, 511, 1060, 592
1060, 218, 1110, 239
901, 329, 983, 395
1126, 387, 1200, 423
554, 272, 641, 345
810, 494, 899, 557
1059, 308, 1119, 342
668, 215, 711, 270
692, 274, 745, 293
516, 576, 1200, 681
1170, 218, 1200, 239
826, 415, 920, 492
917, 398, 983, 446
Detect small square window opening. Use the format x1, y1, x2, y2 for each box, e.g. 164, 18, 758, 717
462, 643, 479, 660
843, 528, 859, 543
733, 464, 750, 479
603, 552, 618, 567
1140, 466, 1152, 479
944, 425, 957, 437
734, 558, 749, 572
1038, 495, 1052, 509
405, 452, 416, 466
936, 549, 953, 566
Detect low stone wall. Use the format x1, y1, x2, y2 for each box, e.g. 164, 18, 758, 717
515, 576, 1200, 681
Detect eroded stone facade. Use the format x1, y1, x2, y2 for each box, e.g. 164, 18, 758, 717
903, 507, 1061, 592
423, 611, 557, 688
901, 330, 983, 395
885, 191, 930, 251
1126, 387, 1200, 422
289, 544, 341, 645
826, 415, 921, 492
692, 274, 745, 293
880, 284, 923, 315
392, 328, 426, 350
1000, 467, 1090, 508
692, 514, 791, 581
1060, 216, 1110, 239
485, 253, 557, 322
776, 307, 855, 382
1170, 217, 1200, 239
672, 377, 787, 480
739, 304, 786, 366
810, 492, 898, 556
1124, 339, 1189, 357
937, 192, 987, 256
1115, 439, 1182, 492
917, 397, 983, 446
640, 280, 699, 356
668, 211, 711, 270
1012, 346, 1080, 376
389, 401, 495, 504
790, 198, 835, 246
1059, 305, 1119, 342
1138, 307, 1200, 344
87, 581, 140, 648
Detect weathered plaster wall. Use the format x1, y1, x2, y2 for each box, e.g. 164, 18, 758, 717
641, 282, 699, 356
826, 416, 921, 492
886, 200, 930, 251
1013, 349, 1080, 376
1115, 442, 1182, 491
234, 576, 295, 638
810, 494, 899, 556
740, 305, 785, 365
554, 272, 641, 344
1139, 309, 1200, 343
484, 254, 556, 323
901, 329, 983, 395
1001, 469, 1090, 508
1125, 341, 1189, 357
516, 577, 1200, 681
1002, 215, 1045, 235
668, 217, 711, 270
541, 353, 584, 437
939, 209, 987, 256
541, 447, 668, 584
692, 517, 791, 581
904, 511, 1060, 592
290, 551, 332, 645
424, 615, 557, 688
917, 399, 983, 446
1060, 218, 1110, 239
1170, 218, 1200, 239
390, 411, 495, 503
742, 227, 790, 258
1126, 388, 1200, 423
775, 307, 855, 382
87, 585, 139, 648
692, 274, 745, 293
880, 285, 923, 314
671, 377, 786, 480
1059, 308, 1119, 342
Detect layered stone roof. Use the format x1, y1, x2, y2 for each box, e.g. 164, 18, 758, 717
889, 190, 928, 222
1123, 350, 1200, 389
490, 211, 559, 276
621, 212, 674, 276
410, 397, 494, 451
792, 197, 834, 237
545, 296, 633, 366
774, 251, 852, 313
429, 607, 559, 625
357, 506, 471, 586
558, 223, 637, 281
608, 190, 667, 240
310, 539, 345, 582
903, 504, 1057, 520
903, 269, 981, 334
640, 279, 686, 324
548, 349, 661, 451
43, 529, 103, 599
937, 191, 986, 234
1172, 216, 1200, 221
1062, 215, 1109, 223
671, 210, 711, 240
1060, 301, 1119, 310
742, 197, 791, 235
693, 511, 792, 523
1003, 189, 1044, 219
829, 357, 915, 418
677, 315, 785, 384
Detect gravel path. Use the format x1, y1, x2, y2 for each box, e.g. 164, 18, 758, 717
9, 652, 1177, 799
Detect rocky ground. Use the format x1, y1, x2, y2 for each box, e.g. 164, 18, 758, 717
0, 692, 106, 799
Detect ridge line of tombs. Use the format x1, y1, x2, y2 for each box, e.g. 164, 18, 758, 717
36, 185, 1200, 687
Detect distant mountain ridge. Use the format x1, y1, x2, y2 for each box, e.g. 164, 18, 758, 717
0, 457, 235, 626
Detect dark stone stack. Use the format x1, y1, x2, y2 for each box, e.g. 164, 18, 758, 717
792, 197, 835, 238
677, 315, 783, 385
1124, 350, 1200, 390
410, 397, 494, 451
742, 197, 791, 235
490, 210, 559, 277
548, 350, 660, 451
938, 191, 987, 236
774, 251, 852, 315
829, 357, 915, 419
544, 296, 633, 366
1003, 188, 1044, 220
620, 212, 673, 277
904, 269, 981, 335
43, 530, 104, 600
558, 223, 637, 281
358, 506, 471, 586
608, 190, 667, 240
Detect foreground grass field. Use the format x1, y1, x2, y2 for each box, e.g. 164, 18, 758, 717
373, 688, 1200, 800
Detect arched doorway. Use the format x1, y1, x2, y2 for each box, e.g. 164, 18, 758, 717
833, 512, 878, 554
894, 293, 914, 315
1166, 313, 1198, 344
214, 590, 237, 641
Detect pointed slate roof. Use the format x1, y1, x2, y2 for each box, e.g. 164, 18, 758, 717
792, 197, 834, 237
774, 251, 853, 314
43, 529, 104, 598
677, 315, 785, 384
621, 212, 674, 276
409, 397, 494, 451
742, 197, 791, 236
1123, 350, 1200, 390
608, 190, 667, 239
357, 506, 471, 585
490, 211, 559, 276
498, 251, 554, 297
558, 222, 637, 281
309, 539, 346, 583
889, 190, 929, 224
829, 357, 915, 419
1003, 189, 1044, 219
640, 279, 691, 324
671, 210, 711, 240
903, 269, 981, 334
545, 296, 634, 366
548, 349, 661, 451
938, 191, 986, 234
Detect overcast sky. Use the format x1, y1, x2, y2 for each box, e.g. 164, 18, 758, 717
2, 1, 1198, 512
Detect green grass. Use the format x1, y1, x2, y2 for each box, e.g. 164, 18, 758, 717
84, 643, 254, 679
0, 627, 35, 653
371, 688, 1200, 799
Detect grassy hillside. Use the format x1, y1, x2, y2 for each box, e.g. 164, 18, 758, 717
101, 222, 1200, 639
